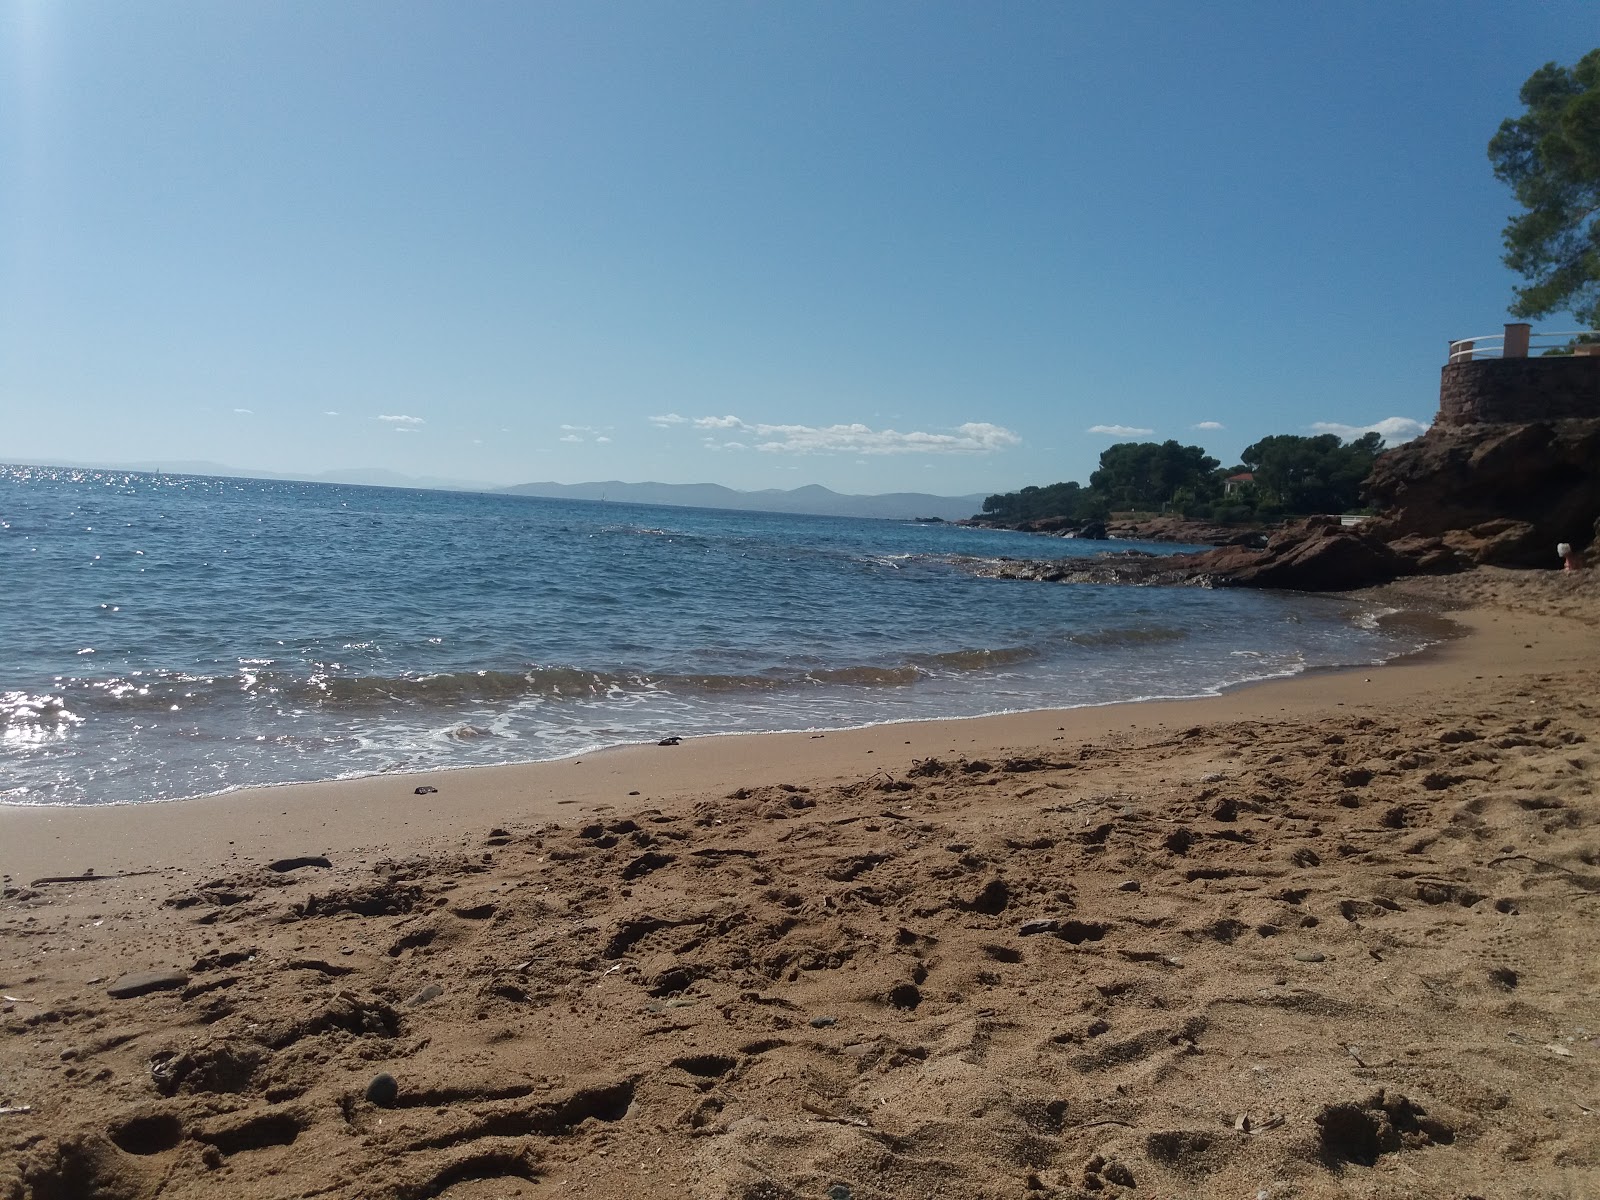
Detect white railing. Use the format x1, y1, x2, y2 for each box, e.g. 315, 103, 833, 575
1448, 326, 1598, 363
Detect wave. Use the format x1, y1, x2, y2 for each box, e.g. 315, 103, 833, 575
19, 645, 1051, 720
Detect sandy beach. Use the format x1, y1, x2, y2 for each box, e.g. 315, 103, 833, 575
4, 567, 1599, 1199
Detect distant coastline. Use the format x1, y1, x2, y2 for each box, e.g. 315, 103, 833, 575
4, 461, 986, 522
499, 478, 987, 522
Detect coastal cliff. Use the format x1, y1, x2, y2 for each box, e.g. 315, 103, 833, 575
1364, 418, 1600, 568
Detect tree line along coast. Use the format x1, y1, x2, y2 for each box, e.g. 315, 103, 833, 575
967, 433, 1384, 538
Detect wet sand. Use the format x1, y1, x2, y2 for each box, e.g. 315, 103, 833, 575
3, 567, 1598, 1198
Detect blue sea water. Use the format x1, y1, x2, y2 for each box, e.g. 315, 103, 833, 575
1, 465, 1425, 805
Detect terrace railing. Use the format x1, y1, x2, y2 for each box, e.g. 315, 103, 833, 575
1447, 323, 1600, 363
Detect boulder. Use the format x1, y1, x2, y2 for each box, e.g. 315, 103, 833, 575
1205, 518, 1410, 591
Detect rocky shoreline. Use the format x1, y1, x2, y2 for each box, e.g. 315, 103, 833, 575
953, 515, 1448, 592
960, 514, 1269, 548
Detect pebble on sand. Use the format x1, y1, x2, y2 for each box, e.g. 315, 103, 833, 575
106, 969, 189, 999
365, 1073, 399, 1107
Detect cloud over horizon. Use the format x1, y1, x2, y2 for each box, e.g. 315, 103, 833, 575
558, 423, 612, 444
664, 415, 1021, 455
377, 414, 424, 425
1087, 423, 1154, 436
1192, 420, 1224, 431
1310, 416, 1429, 446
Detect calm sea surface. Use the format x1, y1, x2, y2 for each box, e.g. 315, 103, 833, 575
1, 466, 1426, 805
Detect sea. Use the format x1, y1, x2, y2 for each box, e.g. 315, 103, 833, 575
1, 465, 1434, 806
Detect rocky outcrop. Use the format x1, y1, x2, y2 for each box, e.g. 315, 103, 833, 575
1210, 518, 1417, 590
1364, 419, 1600, 568
1104, 515, 1268, 546
958, 518, 1421, 592
962, 514, 1268, 546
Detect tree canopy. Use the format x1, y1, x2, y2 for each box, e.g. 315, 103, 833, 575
1086, 440, 1220, 511
980, 480, 1105, 523
977, 432, 1383, 526
1488, 50, 1600, 327
1237, 432, 1382, 516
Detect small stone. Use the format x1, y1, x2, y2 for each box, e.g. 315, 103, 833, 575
1018, 919, 1059, 937
1234, 1113, 1252, 1132
267, 855, 332, 872
1294, 951, 1326, 963
1116, 880, 1140, 892
827, 1186, 853, 1200
657, 736, 682, 746
107, 969, 189, 999
413, 785, 438, 795
809, 1015, 837, 1028
407, 983, 444, 1006
365, 1073, 399, 1107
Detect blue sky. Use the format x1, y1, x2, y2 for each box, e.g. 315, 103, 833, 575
2, 3, 1594, 495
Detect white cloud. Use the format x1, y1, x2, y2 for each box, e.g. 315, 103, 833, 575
595, 435, 612, 444
233, 408, 253, 414
1309, 417, 1429, 446
1087, 424, 1154, 436
559, 434, 583, 443
561, 423, 598, 433
378, 414, 424, 425
649, 413, 687, 426
1192, 420, 1224, 431
664, 414, 1020, 456
323, 411, 340, 417
395, 427, 418, 435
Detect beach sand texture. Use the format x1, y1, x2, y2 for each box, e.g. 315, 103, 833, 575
3, 568, 1599, 1199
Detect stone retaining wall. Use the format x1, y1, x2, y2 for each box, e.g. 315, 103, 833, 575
1438, 357, 1600, 425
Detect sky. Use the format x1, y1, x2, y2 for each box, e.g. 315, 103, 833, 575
2, 3, 1595, 496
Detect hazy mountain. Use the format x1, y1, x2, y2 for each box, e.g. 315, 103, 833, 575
500, 480, 987, 521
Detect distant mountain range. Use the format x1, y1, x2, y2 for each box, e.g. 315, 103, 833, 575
12, 459, 988, 520
500, 480, 987, 520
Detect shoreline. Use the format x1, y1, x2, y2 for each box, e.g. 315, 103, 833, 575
0, 582, 1563, 885
0, 595, 1456, 812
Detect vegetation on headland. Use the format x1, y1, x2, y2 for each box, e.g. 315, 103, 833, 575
975, 432, 1384, 527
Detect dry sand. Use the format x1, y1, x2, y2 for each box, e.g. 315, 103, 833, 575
3, 567, 1599, 1199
